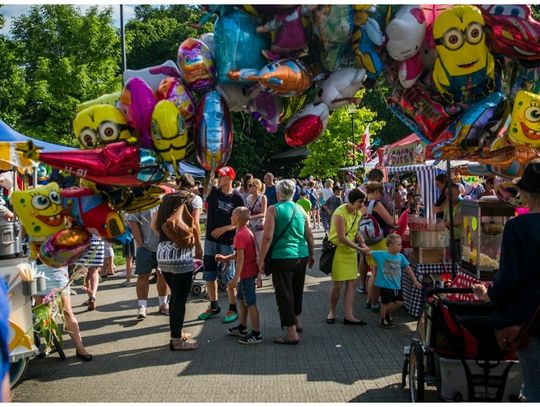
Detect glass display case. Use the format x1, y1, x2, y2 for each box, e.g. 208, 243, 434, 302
460, 197, 515, 280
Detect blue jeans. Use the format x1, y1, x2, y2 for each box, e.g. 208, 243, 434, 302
202, 240, 235, 283
518, 336, 540, 401
237, 277, 257, 306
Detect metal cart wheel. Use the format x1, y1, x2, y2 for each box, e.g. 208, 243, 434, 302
402, 356, 409, 388
191, 284, 202, 296
9, 357, 29, 388
408, 342, 425, 402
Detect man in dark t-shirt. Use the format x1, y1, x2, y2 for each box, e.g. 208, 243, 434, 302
264, 172, 278, 207
199, 166, 245, 323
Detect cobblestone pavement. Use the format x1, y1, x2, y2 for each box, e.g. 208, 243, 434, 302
12, 229, 437, 402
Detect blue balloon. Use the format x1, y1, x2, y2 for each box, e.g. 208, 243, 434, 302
214, 9, 270, 85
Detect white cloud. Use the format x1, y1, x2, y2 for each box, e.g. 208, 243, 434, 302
0, 4, 137, 36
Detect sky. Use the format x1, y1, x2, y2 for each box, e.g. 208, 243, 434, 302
0, 4, 137, 36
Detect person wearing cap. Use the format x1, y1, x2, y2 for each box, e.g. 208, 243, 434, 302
473, 159, 540, 401
199, 166, 245, 323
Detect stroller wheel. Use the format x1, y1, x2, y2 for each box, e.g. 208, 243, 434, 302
191, 284, 202, 296
401, 356, 409, 388
408, 342, 425, 402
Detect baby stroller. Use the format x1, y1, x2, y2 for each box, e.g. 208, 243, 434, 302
402, 287, 523, 402
190, 259, 229, 297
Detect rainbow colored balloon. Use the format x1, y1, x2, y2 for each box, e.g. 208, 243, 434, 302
177, 38, 215, 92
156, 77, 196, 124
39, 227, 91, 268
193, 91, 233, 171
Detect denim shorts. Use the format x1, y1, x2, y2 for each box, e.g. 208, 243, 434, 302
237, 276, 257, 306
134, 246, 158, 275
203, 240, 235, 283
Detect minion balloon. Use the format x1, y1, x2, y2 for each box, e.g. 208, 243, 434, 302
432, 5, 495, 104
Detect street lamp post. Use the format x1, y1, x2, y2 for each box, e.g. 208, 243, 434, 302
348, 105, 357, 166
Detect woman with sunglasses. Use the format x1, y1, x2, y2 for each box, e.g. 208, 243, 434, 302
245, 178, 267, 257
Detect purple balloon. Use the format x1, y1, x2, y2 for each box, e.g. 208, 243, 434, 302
249, 91, 281, 133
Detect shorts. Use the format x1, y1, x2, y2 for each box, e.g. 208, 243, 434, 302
123, 238, 136, 258
237, 276, 257, 306
134, 246, 158, 275
203, 240, 235, 283
36, 264, 70, 296
104, 241, 114, 258
379, 287, 404, 305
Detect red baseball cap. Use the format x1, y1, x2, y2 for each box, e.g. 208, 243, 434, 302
216, 166, 236, 180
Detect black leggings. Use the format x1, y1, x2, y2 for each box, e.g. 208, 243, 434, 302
271, 257, 308, 327
162, 271, 192, 339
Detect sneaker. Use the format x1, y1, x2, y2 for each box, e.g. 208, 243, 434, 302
377, 319, 391, 329
227, 325, 248, 337
120, 280, 132, 288
158, 303, 169, 316
137, 305, 147, 320
356, 287, 366, 294
198, 306, 221, 320
385, 313, 394, 324
238, 333, 263, 345
223, 310, 239, 324
371, 304, 381, 313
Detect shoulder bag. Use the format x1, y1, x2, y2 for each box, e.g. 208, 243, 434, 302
264, 204, 298, 276
319, 211, 358, 275
161, 192, 196, 248
495, 304, 540, 352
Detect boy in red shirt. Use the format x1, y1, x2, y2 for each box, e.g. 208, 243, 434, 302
216, 207, 262, 344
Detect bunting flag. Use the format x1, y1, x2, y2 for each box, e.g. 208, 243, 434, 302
359, 124, 371, 161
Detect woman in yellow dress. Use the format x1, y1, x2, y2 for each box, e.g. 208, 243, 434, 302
326, 188, 371, 325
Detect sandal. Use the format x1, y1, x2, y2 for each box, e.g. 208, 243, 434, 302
169, 338, 198, 351
274, 336, 299, 345
87, 297, 96, 311
181, 332, 192, 341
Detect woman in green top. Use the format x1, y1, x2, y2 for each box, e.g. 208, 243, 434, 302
326, 188, 371, 325
259, 179, 315, 345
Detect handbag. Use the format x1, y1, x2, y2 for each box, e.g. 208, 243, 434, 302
264, 205, 297, 276
161, 192, 195, 248
319, 211, 358, 275
495, 304, 540, 352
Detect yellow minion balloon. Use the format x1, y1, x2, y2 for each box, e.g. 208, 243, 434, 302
432, 5, 495, 104
151, 100, 192, 172
74, 104, 134, 149
508, 90, 540, 148
11, 183, 65, 242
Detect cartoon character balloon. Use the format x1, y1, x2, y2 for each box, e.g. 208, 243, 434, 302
432, 5, 495, 104
39, 227, 91, 268
480, 5, 540, 68
76, 92, 121, 113
123, 60, 181, 93
214, 9, 269, 85
248, 91, 282, 134
508, 90, 540, 147
119, 77, 157, 149
156, 77, 196, 123
151, 100, 191, 170
315, 68, 366, 110
351, 6, 384, 80
285, 102, 330, 147
177, 38, 216, 92
74, 104, 134, 149
228, 59, 311, 97
95, 184, 165, 213
193, 91, 233, 171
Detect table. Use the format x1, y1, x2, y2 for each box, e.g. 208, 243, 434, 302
402, 262, 460, 318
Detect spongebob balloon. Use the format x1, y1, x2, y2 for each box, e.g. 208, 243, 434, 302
508, 90, 540, 147
11, 183, 65, 251
74, 104, 134, 149
432, 5, 495, 104
151, 100, 192, 172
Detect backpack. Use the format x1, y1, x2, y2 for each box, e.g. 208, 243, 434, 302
358, 201, 384, 246
161, 192, 196, 248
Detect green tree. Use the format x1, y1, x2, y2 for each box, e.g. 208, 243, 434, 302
9, 5, 121, 145
300, 105, 385, 179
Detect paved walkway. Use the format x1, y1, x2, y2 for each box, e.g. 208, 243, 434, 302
12, 229, 432, 402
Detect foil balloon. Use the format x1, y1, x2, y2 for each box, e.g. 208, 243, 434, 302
315, 68, 366, 110
479, 145, 540, 178
387, 85, 461, 144
495, 181, 526, 207
216, 84, 250, 112
508, 90, 540, 148
228, 59, 311, 97
76, 92, 121, 113
248, 91, 282, 134
243, 5, 296, 19
119, 77, 157, 149
385, 6, 427, 88
177, 38, 215, 92
256, 6, 308, 60
285, 102, 330, 147
123, 60, 180, 93
95, 184, 165, 213
480, 5, 540, 68
199, 32, 215, 54
26, 141, 168, 187
151, 100, 191, 170
193, 91, 233, 171
74, 104, 134, 149
214, 9, 269, 85
313, 5, 355, 72
61, 187, 130, 244
432, 5, 495, 104
156, 77, 196, 123
11, 183, 65, 243
39, 227, 91, 268
351, 6, 384, 80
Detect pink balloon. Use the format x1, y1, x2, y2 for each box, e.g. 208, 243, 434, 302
39, 227, 91, 268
